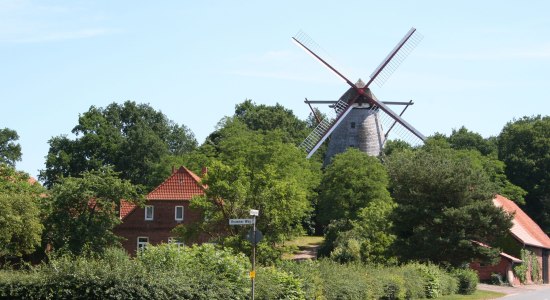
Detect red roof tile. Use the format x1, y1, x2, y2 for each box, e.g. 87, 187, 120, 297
493, 194, 550, 249
146, 166, 205, 200
120, 200, 137, 220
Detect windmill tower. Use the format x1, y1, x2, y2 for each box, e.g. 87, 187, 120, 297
293, 28, 425, 164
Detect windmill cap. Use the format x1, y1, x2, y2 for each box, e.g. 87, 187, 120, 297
355, 79, 365, 88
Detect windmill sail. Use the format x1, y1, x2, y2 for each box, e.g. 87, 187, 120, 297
367, 28, 423, 88
300, 100, 352, 158
295, 27, 426, 160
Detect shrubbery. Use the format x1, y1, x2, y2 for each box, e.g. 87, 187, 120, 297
0, 245, 478, 299
0, 244, 250, 299
454, 268, 478, 295
277, 260, 476, 300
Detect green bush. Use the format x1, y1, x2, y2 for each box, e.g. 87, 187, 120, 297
277, 260, 324, 299
379, 273, 406, 300
400, 263, 428, 299
438, 271, 458, 296
0, 244, 250, 299
317, 260, 371, 300
255, 266, 305, 300
453, 268, 478, 295
0, 246, 475, 300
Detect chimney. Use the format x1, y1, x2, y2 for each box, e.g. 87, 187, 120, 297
201, 166, 208, 177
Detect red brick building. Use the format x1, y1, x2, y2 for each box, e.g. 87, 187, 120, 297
470, 195, 550, 285
114, 166, 206, 254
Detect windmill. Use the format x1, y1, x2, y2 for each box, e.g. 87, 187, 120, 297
293, 28, 425, 164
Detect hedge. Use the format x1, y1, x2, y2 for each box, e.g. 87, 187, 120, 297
0, 246, 478, 299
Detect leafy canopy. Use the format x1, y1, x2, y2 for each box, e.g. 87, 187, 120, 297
176, 118, 321, 247
39, 101, 197, 189
317, 148, 396, 263
0, 164, 45, 257
317, 148, 393, 227
498, 115, 550, 231
386, 143, 513, 267
0, 128, 22, 167
44, 166, 144, 255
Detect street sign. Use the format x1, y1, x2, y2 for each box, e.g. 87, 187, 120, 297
246, 229, 263, 244
229, 218, 255, 225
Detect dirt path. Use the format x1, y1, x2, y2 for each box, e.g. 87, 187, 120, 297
291, 244, 320, 261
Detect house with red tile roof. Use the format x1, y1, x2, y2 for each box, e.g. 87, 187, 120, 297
470, 194, 550, 285
114, 166, 207, 254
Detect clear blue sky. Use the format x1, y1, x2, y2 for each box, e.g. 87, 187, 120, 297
2, 0, 549, 178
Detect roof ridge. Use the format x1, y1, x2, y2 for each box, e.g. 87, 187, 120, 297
179, 166, 203, 186
494, 194, 550, 249
146, 166, 205, 200
146, 168, 182, 198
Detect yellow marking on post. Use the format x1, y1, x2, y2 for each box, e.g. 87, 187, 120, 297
250, 271, 256, 279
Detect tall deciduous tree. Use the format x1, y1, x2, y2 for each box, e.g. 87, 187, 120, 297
44, 166, 144, 255
0, 128, 22, 167
386, 145, 513, 267
0, 164, 45, 257
317, 148, 392, 227
448, 126, 497, 156
317, 149, 395, 263
177, 118, 321, 245
39, 101, 197, 189
234, 99, 309, 144
498, 115, 550, 231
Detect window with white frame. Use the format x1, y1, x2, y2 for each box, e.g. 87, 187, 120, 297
175, 206, 184, 221
145, 205, 154, 220
168, 237, 185, 247
137, 237, 149, 251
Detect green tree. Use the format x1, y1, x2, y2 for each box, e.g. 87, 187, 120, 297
316, 149, 395, 262
176, 118, 321, 246
498, 115, 550, 230
234, 99, 309, 143
382, 139, 414, 157
0, 128, 22, 167
328, 198, 396, 264
386, 145, 513, 267
39, 101, 197, 189
0, 164, 45, 257
44, 166, 144, 255
317, 148, 392, 227
448, 126, 497, 156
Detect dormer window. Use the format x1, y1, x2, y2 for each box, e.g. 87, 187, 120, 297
175, 206, 184, 221
145, 205, 154, 220
350, 122, 356, 129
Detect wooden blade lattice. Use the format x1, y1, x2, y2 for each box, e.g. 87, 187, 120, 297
368, 28, 423, 88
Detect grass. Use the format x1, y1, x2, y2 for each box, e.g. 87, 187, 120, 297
282, 236, 324, 248
437, 290, 505, 300
280, 235, 324, 260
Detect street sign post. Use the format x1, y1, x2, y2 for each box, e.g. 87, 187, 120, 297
229, 219, 255, 225
228, 211, 260, 300
246, 229, 263, 244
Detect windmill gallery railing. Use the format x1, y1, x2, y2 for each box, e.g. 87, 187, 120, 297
300, 100, 424, 156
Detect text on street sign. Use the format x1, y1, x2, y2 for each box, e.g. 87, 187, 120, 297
229, 219, 255, 225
